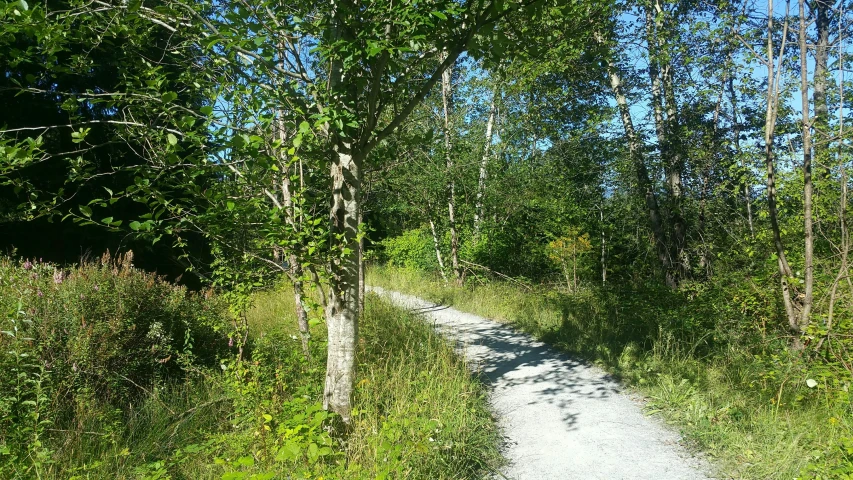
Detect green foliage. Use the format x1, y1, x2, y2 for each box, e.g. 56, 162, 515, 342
369, 265, 853, 479
0, 253, 231, 478
379, 227, 439, 271
0, 262, 499, 479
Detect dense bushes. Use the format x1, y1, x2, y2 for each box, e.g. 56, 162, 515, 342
1, 257, 500, 479
0, 253, 230, 477
378, 227, 439, 271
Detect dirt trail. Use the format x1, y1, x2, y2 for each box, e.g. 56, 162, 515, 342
369, 286, 714, 480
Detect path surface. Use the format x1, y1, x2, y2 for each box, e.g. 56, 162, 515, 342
369, 286, 714, 480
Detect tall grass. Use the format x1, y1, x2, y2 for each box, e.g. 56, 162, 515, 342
247, 288, 502, 479
368, 265, 853, 479
1, 256, 500, 479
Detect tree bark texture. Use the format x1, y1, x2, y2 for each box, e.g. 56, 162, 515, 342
277, 106, 310, 360
324, 142, 362, 422
763, 0, 801, 335
645, 3, 687, 281
728, 74, 754, 237
797, 0, 815, 345
608, 65, 675, 287
813, 0, 831, 155
441, 51, 462, 285
474, 93, 497, 237
428, 213, 448, 281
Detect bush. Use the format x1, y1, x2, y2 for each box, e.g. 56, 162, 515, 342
0, 253, 231, 476
379, 227, 439, 271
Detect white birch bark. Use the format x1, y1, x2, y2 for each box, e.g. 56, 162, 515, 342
474, 94, 497, 237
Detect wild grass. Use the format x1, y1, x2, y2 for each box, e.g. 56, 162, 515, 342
368, 265, 853, 479
1, 257, 499, 479
247, 288, 503, 479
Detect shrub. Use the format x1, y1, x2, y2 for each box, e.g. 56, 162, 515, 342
379, 227, 439, 271
0, 253, 231, 476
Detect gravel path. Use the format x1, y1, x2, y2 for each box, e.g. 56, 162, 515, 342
369, 286, 715, 480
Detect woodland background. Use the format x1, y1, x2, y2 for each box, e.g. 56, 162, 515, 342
3, 0, 853, 477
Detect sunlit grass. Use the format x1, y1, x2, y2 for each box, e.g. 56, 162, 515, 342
368, 265, 853, 479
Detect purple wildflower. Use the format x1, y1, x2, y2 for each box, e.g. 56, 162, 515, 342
53, 270, 64, 284
93, 284, 100, 292
228, 337, 234, 347
23, 260, 33, 270
37, 289, 43, 297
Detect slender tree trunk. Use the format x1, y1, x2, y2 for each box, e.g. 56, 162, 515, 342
797, 0, 815, 347
474, 93, 497, 237
608, 64, 675, 287
276, 102, 310, 360
572, 243, 578, 291
358, 208, 365, 316
324, 141, 362, 422
427, 208, 448, 281
291, 258, 311, 359
763, 0, 800, 334
662, 65, 688, 276
728, 75, 755, 237
823, 34, 848, 350
645, 4, 687, 280
813, 0, 831, 164
600, 207, 606, 284
441, 51, 462, 285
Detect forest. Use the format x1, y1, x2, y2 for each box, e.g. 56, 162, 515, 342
2, 0, 853, 477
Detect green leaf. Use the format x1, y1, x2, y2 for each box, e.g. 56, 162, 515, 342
17, 0, 28, 11
161, 91, 178, 103
167, 133, 178, 146
200, 105, 213, 116
129, 221, 142, 231
226, 201, 235, 211
79, 205, 92, 217
430, 10, 447, 19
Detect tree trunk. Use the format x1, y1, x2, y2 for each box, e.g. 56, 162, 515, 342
608, 64, 675, 287
428, 213, 448, 281
797, 0, 815, 346
291, 259, 311, 360
728, 74, 754, 237
823, 40, 848, 350
662, 65, 688, 276
813, 0, 831, 163
474, 93, 497, 237
763, 0, 801, 335
277, 104, 310, 360
645, 3, 686, 281
440, 51, 462, 286
324, 141, 362, 423
600, 207, 606, 284
358, 208, 365, 316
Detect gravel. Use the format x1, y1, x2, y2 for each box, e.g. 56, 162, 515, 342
369, 286, 716, 480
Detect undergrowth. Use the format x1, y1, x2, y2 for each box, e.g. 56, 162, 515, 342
368, 264, 853, 480
0, 256, 500, 479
